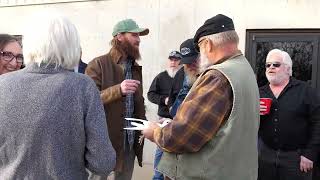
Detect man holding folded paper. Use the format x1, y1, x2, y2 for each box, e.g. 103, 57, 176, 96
142, 14, 260, 180
258, 49, 320, 180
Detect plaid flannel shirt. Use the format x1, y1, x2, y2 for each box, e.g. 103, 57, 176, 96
154, 69, 233, 153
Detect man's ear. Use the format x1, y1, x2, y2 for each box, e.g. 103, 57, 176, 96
205, 39, 216, 60
116, 33, 124, 42
206, 39, 213, 52
203, 39, 212, 56
286, 66, 291, 76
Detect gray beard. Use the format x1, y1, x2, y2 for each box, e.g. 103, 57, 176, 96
166, 67, 180, 78
199, 52, 212, 73
185, 74, 198, 87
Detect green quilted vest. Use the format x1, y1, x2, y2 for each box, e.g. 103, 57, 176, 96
157, 54, 260, 180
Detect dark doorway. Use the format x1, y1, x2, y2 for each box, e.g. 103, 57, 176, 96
245, 29, 320, 89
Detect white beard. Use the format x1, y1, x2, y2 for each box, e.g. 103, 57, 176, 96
199, 52, 212, 73
166, 67, 179, 78
266, 71, 289, 85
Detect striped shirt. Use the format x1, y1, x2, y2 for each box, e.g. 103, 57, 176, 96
154, 69, 233, 153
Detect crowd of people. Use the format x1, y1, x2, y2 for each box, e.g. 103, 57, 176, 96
0, 11, 319, 180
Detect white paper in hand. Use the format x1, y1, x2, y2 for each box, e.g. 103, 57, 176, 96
124, 118, 171, 131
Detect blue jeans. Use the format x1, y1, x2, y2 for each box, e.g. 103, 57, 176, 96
153, 147, 164, 180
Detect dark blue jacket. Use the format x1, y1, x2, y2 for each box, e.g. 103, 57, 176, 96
78, 60, 87, 74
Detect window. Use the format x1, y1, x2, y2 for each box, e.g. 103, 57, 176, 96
245, 29, 320, 89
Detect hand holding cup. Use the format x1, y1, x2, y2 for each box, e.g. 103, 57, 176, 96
260, 98, 272, 115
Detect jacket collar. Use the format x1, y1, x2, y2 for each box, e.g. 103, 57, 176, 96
286, 77, 299, 88
108, 50, 125, 64
108, 50, 140, 67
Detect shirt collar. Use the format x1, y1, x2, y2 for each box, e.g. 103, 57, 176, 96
286, 77, 299, 88
260, 77, 299, 94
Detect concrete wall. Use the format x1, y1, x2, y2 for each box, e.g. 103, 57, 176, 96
1, 0, 320, 164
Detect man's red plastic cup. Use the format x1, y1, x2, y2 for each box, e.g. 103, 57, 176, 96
260, 98, 272, 115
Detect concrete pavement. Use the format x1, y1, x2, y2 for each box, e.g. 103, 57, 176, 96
132, 162, 154, 180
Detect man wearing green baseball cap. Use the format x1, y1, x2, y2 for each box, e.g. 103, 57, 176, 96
86, 19, 149, 180
112, 19, 149, 37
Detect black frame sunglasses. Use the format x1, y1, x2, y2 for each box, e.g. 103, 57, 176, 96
195, 38, 206, 53
265, 62, 281, 68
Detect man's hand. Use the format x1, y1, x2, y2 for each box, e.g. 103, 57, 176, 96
300, 156, 313, 172
157, 118, 166, 124
157, 118, 171, 125
165, 97, 169, 105
120, 79, 140, 95
260, 101, 267, 115
142, 121, 160, 142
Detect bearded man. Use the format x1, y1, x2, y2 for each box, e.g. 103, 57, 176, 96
142, 14, 260, 180
86, 19, 148, 180
169, 38, 199, 117
147, 50, 182, 120
258, 49, 320, 180
147, 50, 182, 180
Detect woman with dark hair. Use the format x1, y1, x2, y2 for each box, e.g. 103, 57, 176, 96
0, 34, 23, 75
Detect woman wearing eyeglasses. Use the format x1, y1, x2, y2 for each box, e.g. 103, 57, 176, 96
0, 34, 23, 75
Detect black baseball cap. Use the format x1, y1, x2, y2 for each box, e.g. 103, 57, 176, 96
168, 51, 182, 60
194, 14, 235, 51
180, 38, 199, 64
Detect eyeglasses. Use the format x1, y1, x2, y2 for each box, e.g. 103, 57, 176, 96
0, 51, 24, 63
195, 38, 207, 53
265, 62, 281, 68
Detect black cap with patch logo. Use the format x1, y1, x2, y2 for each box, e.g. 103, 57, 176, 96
168, 51, 182, 60
180, 38, 199, 64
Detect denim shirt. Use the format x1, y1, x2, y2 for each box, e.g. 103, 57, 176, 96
170, 76, 192, 117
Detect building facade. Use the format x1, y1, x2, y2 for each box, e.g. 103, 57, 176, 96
1, 0, 319, 169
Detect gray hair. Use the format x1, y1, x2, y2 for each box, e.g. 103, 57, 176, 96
266, 49, 292, 76
205, 30, 239, 47
23, 12, 80, 70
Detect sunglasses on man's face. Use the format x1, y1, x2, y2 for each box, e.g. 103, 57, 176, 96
265, 62, 281, 68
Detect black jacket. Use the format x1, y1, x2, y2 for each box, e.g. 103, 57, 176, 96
168, 68, 185, 107
259, 78, 320, 161
78, 60, 87, 74
148, 70, 176, 118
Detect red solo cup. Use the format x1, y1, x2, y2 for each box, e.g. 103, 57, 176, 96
260, 98, 272, 115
